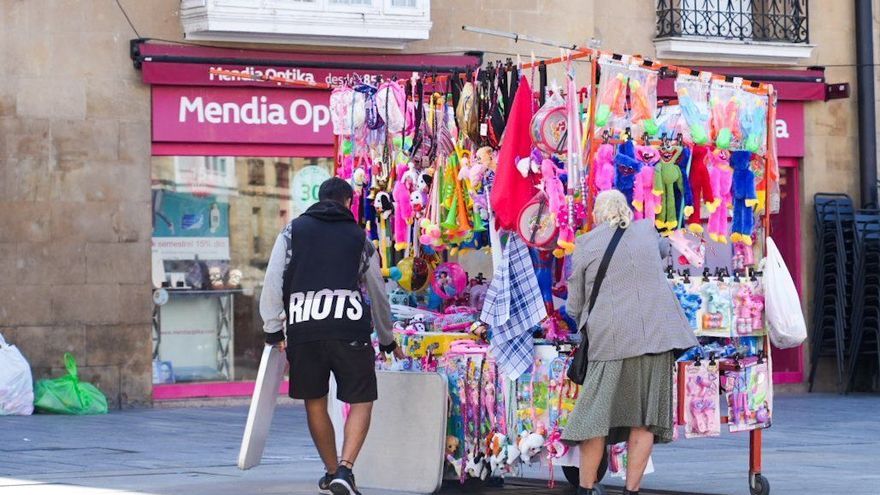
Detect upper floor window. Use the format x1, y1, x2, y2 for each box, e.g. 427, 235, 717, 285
656, 0, 809, 43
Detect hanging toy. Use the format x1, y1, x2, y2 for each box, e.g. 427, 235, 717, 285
673, 282, 702, 331
632, 145, 661, 221
729, 150, 759, 245
555, 196, 577, 257
594, 60, 628, 129
592, 143, 616, 192
373, 191, 394, 276
629, 68, 660, 136
675, 146, 695, 227
392, 164, 415, 251
675, 77, 711, 145
392, 256, 433, 292
734, 284, 765, 335
738, 90, 769, 154
653, 145, 684, 231
710, 82, 741, 150
707, 149, 734, 243
686, 145, 717, 233
613, 139, 642, 205
431, 262, 468, 300
530, 91, 568, 155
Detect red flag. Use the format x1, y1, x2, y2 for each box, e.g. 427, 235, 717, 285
491, 76, 539, 231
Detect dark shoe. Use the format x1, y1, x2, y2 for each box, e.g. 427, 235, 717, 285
577, 486, 604, 495
318, 472, 334, 495
329, 465, 361, 495
623, 490, 640, 495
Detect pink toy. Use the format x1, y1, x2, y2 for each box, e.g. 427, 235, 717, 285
632, 145, 661, 221
592, 143, 616, 192
707, 150, 733, 243
431, 263, 468, 300
735, 284, 765, 334
684, 362, 720, 438
540, 159, 566, 218
393, 168, 415, 251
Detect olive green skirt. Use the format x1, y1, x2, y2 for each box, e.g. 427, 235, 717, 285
562, 351, 675, 445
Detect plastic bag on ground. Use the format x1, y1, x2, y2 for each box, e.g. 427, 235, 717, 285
763, 237, 807, 349
34, 352, 108, 415
0, 333, 35, 415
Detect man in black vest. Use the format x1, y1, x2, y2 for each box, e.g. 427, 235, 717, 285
260, 177, 404, 495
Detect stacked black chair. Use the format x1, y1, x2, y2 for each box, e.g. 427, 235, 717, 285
845, 210, 880, 392
808, 194, 856, 392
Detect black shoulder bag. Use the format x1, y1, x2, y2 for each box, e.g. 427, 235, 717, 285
567, 227, 626, 385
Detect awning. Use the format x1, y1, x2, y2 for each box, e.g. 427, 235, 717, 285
658, 67, 827, 101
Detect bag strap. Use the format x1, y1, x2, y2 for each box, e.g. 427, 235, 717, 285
587, 227, 625, 314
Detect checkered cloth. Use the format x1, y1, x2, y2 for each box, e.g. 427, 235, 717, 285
481, 234, 547, 380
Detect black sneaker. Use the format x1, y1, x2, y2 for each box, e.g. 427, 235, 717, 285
318, 472, 334, 495
329, 465, 361, 495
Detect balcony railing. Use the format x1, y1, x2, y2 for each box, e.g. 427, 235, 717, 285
656, 0, 809, 44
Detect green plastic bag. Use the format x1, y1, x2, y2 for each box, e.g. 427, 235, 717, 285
33, 353, 108, 415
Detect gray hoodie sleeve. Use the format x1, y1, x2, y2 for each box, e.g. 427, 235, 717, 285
259, 231, 288, 340
362, 248, 395, 348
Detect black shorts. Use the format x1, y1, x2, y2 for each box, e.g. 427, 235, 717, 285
287, 340, 378, 403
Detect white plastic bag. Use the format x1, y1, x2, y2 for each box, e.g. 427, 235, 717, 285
763, 237, 807, 349
0, 333, 35, 415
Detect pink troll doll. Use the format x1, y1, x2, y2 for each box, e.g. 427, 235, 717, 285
392, 163, 415, 251
592, 143, 616, 192
707, 150, 733, 244
632, 145, 661, 222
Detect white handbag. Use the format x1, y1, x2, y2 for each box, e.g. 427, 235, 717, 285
763, 237, 807, 349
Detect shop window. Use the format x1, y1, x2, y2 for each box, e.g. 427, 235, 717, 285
275, 162, 290, 189
150, 155, 334, 385
248, 159, 265, 186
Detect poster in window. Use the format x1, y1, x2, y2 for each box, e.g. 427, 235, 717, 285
152, 190, 231, 260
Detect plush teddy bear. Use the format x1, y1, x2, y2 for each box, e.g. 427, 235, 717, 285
613, 140, 642, 205
446, 435, 460, 457
593, 143, 616, 192
686, 145, 717, 233
729, 150, 759, 245
632, 145, 661, 222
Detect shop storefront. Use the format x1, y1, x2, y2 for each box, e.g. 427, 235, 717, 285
137, 41, 480, 399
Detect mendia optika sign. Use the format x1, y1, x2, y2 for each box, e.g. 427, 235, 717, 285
152, 85, 333, 145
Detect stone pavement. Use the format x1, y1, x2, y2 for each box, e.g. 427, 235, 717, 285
1, 394, 878, 495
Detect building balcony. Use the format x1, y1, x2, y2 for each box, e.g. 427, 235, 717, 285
654, 0, 814, 64
180, 0, 432, 50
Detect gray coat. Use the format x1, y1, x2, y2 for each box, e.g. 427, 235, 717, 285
567, 220, 698, 361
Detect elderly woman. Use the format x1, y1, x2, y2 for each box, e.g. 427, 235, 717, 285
563, 190, 697, 495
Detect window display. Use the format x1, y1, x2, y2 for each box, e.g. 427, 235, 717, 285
151, 155, 334, 383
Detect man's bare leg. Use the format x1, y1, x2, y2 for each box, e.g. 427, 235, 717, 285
304, 397, 338, 474
339, 402, 373, 467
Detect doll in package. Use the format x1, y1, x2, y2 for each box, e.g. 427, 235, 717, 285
683, 361, 721, 438
722, 361, 772, 432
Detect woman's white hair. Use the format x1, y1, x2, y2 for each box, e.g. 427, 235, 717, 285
593, 189, 633, 228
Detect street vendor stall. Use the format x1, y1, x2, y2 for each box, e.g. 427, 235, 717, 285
243, 27, 789, 495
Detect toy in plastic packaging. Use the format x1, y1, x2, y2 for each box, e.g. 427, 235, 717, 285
594, 56, 629, 133
733, 279, 765, 336
675, 73, 712, 145
699, 279, 733, 337
672, 279, 703, 332
608, 442, 655, 479
628, 65, 660, 137
431, 262, 468, 300
531, 90, 568, 155
0, 333, 34, 415
737, 89, 768, 154
33, 353, 108, 415
722, 360, 771, 432
709, 80, 741, 150
656, 104, 687, 141
684, 360, 721, 438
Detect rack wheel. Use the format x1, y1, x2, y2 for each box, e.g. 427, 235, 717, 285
750, 473, 770, 495
562, 447, 610, 487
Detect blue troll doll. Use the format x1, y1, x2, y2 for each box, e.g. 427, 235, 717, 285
729, 150, 759, 246
613, 140, 642, 205
673, 146, 694, 228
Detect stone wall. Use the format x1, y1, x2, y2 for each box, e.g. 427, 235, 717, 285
0, 0, 180, 407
